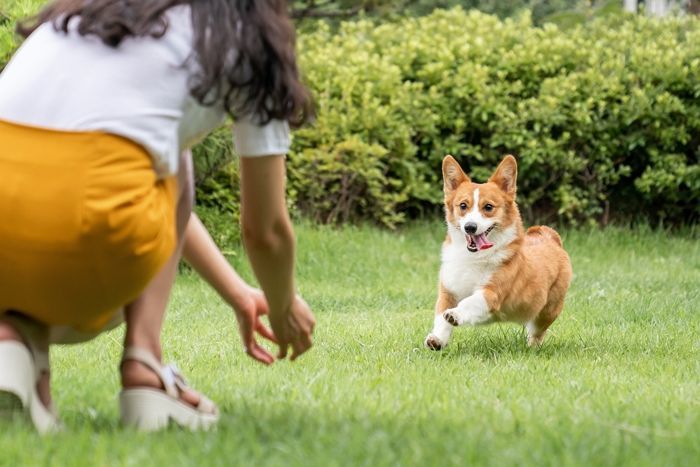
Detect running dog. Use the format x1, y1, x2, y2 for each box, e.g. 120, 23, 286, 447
424, 155, 572, 350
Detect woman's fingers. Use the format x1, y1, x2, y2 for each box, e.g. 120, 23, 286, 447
272, 294, 315, 361
289, 333, 313, 361
277, 342, 289, 360
255, 320, 278, 343
248, 342, 275, 365
242, 327, 275, 365
239, 313, 273, 364
233, 290, 280, 364
278, 334, 312, 361
246, 347, 272, 365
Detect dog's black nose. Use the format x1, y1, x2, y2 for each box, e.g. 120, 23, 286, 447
464, 222, 477, 234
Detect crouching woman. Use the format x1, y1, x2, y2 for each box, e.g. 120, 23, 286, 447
0, 0, 315, 432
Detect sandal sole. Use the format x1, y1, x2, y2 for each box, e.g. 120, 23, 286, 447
120, 388, 219, 432
0, 342, 60, 433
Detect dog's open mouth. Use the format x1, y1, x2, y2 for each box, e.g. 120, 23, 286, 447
466, 225, 495, 253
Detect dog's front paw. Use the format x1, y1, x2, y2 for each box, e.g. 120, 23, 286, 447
424, 334, 445, 351
443, 309, 461, 326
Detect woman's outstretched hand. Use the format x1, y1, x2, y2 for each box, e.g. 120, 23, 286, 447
233, 287, 278, 365
270, 295, 316, 361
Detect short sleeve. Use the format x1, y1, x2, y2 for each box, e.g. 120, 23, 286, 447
232, 116, 291, 157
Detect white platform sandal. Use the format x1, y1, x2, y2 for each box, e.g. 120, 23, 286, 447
119, 347, 219, 432
0, 339, 61, 434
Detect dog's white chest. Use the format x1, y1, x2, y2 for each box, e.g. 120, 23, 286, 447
440, 243, 497, 300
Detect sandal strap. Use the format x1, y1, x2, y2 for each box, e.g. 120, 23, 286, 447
121, 347, 178, 399
168, 364, 217, 415
197, 395, 218, 415
122, 347, 217, 415
168, 364, 189, 391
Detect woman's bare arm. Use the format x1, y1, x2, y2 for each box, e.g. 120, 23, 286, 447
182, 213, 276, 364
239, 155, 314, 360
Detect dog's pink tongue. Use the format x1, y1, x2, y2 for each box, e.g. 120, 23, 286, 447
475, 233, 494, 250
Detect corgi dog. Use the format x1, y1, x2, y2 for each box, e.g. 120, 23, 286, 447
424, 155, 572, 350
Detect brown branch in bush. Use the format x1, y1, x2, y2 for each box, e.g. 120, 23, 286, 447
689, 0, 700, 15
291, 5, 361, 19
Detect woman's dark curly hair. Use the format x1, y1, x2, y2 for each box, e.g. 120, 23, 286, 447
18, 0, 314, 128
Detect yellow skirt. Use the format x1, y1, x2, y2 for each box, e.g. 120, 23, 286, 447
0, 119, 177, 333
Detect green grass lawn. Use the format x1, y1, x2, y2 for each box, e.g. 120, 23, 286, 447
1, 221, 699, 466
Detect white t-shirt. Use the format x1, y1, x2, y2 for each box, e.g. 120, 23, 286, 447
0, 5, 291, 177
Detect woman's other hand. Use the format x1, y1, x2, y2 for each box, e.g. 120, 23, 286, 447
233, 287, 277, 365
270, 295, 315, 361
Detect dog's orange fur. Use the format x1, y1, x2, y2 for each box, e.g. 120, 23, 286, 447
434, 155, 572, 346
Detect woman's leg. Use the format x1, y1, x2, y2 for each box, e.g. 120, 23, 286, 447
120, 151, 202, 407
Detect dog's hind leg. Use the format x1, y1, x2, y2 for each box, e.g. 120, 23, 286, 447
527, 268, 571, 346
526, 300, 564, 347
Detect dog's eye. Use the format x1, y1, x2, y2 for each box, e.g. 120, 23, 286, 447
484, 204, 494, 212
459, 202, 467, 210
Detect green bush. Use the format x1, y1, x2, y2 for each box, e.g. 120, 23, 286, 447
291, 0, 588, 25
1, 5, 21, 71
191, 126, 242, 249
293, 9, 700, 226
2, 4, 699, 230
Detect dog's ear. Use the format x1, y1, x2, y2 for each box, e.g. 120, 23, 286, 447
442, 155, 469, 193
489, 155, 518, 196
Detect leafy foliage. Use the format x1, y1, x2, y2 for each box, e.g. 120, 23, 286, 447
2, 3, 699, 232
191, 126, 242, 248
291, 0, 588, 24
293, 9, 700, 226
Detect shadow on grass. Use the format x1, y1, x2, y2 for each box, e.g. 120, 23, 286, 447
425, 325, 587, 361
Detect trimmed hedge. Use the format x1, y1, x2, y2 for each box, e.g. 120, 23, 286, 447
2, 5, 699, 232
293, 9, 700, 226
